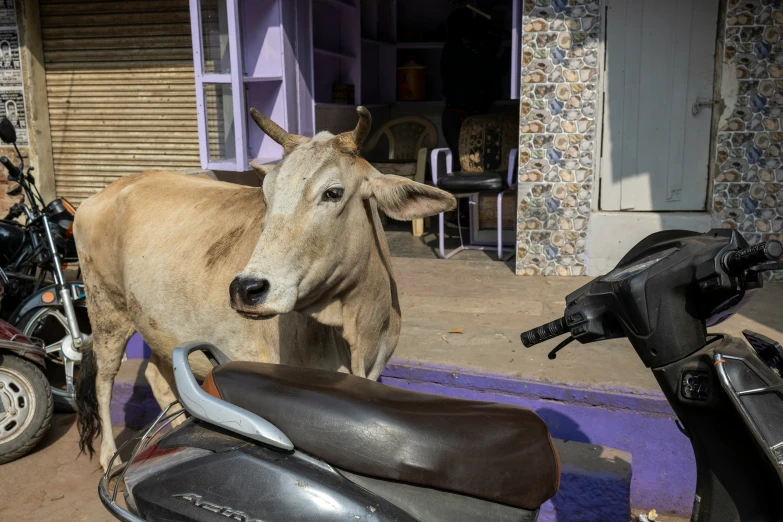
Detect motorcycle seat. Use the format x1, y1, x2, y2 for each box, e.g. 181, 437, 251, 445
201, 361, 560, 510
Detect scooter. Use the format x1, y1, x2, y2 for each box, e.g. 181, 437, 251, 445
0, 315, 53, 463
99, 228, 783, 522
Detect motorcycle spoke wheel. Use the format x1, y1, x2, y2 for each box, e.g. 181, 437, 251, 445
20, 308, 80, 409
45, 340, 63, 356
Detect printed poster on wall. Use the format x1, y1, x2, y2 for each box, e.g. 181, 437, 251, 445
0, 0, 14, 26
0, 1, 28, 147
0, 29, 22, 86
0, 90, 27, 147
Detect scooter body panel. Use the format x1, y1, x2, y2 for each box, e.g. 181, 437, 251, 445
128, 419, 539, 522
131, 448, 417, 522
652, 336, 783, 522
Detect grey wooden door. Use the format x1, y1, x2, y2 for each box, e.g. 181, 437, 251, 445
599, 0, 719, 211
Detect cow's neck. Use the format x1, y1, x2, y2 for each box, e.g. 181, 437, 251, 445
304, 199, 401, 376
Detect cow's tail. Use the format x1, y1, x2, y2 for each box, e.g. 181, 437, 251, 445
75, 345, 100, 457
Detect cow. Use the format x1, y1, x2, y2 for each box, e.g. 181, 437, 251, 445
73, 107, 456, 470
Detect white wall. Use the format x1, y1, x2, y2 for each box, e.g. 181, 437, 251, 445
587, 212, 713, 276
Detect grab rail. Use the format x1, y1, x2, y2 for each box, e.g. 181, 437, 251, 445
171, 341, 294, 451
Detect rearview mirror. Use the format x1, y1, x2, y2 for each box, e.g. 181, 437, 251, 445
0, 118, 16, 144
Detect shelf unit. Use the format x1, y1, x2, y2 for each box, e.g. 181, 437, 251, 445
312, 0, 361, 105
188, 0, 521, 170
190, 0, 314, 170
312, 0, 522, 108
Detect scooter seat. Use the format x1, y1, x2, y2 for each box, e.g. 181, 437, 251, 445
201, 361, 560, 510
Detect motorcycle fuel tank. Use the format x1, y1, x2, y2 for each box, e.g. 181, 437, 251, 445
0, 219, 23, 265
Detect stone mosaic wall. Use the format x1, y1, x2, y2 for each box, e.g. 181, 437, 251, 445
716, 0, 783, 264
516, 0, 600, 276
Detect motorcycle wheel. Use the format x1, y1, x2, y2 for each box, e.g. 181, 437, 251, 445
0, 354, 53, 464
18, 307, 91, 413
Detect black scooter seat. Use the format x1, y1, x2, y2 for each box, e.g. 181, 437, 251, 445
202, 361, 560, 510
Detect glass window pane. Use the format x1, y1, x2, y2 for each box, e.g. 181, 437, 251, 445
201, 0, 231, 74
204, 83, 235, 162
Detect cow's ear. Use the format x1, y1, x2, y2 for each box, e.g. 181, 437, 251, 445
249, 162, 271, 182
364, 174, 456, 220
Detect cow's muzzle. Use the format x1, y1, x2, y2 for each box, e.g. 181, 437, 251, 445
229, 276, 272, 317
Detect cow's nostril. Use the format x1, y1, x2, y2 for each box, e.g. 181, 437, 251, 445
230, 277, 270, 307
245, 279, 270, 300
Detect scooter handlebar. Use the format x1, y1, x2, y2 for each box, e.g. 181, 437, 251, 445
723, 240, 783, 276
520, 317, 568, 347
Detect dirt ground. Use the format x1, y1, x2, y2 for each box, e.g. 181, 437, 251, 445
0, 414, 115, 521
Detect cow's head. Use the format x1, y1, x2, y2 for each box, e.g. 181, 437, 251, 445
229, 107, 456, 318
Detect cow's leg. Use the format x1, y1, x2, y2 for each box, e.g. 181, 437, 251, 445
350, 349, 367, 378
94, 319, 135, 470
144, 354, 184, 427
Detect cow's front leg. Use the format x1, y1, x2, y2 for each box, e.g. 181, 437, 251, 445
144, 353, 184, 427
350, 349, 367, 378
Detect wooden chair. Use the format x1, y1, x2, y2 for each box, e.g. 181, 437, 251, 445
362, 116, 438, 236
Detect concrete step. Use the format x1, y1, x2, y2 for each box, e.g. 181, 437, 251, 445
110, 359, 631, 522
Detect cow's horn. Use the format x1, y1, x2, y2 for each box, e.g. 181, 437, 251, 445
250, 107, 289, 145
351, 106, 372, 146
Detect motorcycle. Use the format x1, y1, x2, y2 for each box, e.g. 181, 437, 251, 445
0, 116, 90, 411
0, 311, 53, 464
98, 228, 783, 522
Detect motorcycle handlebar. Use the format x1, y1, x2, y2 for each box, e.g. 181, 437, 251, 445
723, 240, 783, 276
0, 156, 19, 180
520, 317, 568, 347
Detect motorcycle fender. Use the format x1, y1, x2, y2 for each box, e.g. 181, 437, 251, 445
8, 282, 86, 325
0, 342, 46, 369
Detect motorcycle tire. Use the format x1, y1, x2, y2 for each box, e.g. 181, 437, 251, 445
0, 354, 53, 464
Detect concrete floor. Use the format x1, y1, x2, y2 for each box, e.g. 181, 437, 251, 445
385, 219, 512, 264
387, 223, 783, 393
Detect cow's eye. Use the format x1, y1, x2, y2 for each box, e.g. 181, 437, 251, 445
323, 187, 344, 202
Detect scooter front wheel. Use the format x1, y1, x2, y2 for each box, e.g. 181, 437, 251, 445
0, 354, 53, 464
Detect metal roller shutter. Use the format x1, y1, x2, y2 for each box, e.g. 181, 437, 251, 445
40, 0, 201, 205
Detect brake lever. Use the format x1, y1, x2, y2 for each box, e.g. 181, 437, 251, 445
752, 261, 783, 272
548, 336, 575, 360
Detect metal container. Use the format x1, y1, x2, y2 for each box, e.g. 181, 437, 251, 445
397, 61, 426, 101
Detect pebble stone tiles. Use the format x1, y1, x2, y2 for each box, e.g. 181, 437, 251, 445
515, 0, 783, 279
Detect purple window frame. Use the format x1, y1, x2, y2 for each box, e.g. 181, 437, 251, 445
189, 0, 289, 172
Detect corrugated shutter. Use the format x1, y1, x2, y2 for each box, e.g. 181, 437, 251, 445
40, 0, 201, 205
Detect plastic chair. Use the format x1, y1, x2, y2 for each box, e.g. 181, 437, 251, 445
430, 114, 518, 261
362, 116, 438, 236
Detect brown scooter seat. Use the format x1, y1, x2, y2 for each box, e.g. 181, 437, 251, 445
202, 361, 560, 510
